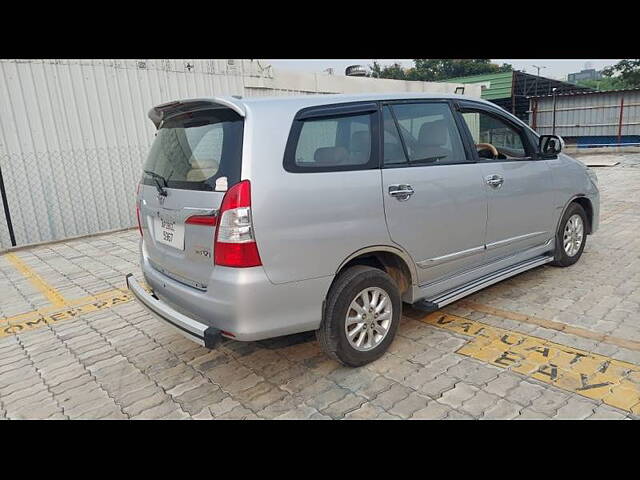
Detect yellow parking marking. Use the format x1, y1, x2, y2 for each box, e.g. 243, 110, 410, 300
0, 288, 134, 339
4, 253, 68, 307
420, 311, 640, 414
459, 300, 640, 352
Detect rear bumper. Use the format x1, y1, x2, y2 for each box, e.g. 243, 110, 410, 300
137, 240, 333, 342
125, 273, 222, 348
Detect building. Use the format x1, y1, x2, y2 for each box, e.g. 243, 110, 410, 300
0, 59, 480, 249
444, 71, 591, 121
567, 69, 603, 84
528, 88, 640, 147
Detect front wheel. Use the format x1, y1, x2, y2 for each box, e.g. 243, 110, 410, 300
316, 265, 401, 367
551, 202, 587, 267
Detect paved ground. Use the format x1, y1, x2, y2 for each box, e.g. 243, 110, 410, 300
1, 153, 639, 420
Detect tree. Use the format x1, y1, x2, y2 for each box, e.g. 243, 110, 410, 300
576, 76, 628, 92
368, 61, 408, 80
602, 59, 640, 88
368, 59, 512, 81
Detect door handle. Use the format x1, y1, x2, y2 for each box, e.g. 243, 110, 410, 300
388, 184, 414, 201
485, 174, 504, 189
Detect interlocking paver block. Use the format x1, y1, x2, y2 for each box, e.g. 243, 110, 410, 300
460, 390, 501, 418
175, 383, 227, 414
321, 393, 367, 419
305, 385, 349, 411
439, 383, 479, 409
529, 389, 570, 417
389, 392, 430, 419
355, 375, 395, 400
371, 384, 412, 410
344, 402, 399, 420
587, 405, 628, 420
419, 374, 458, 398
481, 399, 521, 420
553, 396, 597, 420
484, 373, 522, 397
505, 381, 547, 406
411, 401, 452, 420
275, 405, 321, 420
243, 386, 289, 411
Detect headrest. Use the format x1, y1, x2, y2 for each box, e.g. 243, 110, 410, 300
418, 119, 449, 147
351, 130, 370, 152
314, 146, 349, 165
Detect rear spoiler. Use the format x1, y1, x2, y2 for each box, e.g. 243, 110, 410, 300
147, 97, 246, 129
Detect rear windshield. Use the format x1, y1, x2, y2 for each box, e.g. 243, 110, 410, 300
142, 108, 243, 191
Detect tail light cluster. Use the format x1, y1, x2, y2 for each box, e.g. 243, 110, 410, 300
136, 180, 261, 268
214, 180, 262, 268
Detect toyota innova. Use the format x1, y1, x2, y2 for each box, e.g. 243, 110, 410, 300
126, 93, 599, 366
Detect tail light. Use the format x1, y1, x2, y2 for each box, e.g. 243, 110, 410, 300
214, 180, 262, 268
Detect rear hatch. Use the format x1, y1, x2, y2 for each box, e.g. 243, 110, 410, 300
138, 102, 244, 290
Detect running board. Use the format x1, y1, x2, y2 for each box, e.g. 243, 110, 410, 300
412, 255, 553, 313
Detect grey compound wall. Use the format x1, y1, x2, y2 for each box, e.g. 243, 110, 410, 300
0, 59, 479, 249
529, 89, 640, 139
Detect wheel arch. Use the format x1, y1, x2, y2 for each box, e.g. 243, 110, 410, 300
335, 246, 417, 297
558, 195, 594, 235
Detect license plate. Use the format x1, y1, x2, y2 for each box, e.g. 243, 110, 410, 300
154, 217, 185, 250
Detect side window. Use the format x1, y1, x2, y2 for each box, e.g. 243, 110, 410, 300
292, 113, 373, 169
461, 110, 528, 159
383, 106, 407, 165
389, 103, 467, 165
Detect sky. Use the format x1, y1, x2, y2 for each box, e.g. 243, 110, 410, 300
263, 59, 622, 80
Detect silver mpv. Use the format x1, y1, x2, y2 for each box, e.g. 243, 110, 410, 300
126, 93, 599, 367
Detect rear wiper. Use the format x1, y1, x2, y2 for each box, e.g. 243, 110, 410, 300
144, 170, 168, 197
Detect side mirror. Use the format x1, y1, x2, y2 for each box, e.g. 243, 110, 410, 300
539, 134, 564, 157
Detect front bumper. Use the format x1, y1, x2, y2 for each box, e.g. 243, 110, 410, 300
125, 273, 222, 348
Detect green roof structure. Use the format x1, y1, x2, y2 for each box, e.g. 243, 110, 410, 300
443, 71, 592, 121
445, 72, 514, 100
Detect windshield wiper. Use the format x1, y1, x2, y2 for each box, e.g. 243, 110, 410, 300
144, 170, 168, 197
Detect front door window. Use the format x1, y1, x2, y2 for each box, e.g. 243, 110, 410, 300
461, 110, 530, 160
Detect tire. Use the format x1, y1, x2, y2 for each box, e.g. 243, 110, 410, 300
551, 202, 588, 267
316, 265, 401, 367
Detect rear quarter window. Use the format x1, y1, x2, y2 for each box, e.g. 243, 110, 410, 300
284, 106, 379, 173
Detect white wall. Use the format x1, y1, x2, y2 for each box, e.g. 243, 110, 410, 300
0, 59, 480, 249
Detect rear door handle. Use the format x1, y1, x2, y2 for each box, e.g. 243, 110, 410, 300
388, 184, 414, 201
485, 174, 504, 188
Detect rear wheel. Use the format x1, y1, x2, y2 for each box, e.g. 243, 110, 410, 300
316, 265, 401, 367
551, 202, 587, 267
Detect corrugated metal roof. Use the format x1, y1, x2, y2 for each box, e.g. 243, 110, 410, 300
443, 72, 513, 100
528, 87, 640, 99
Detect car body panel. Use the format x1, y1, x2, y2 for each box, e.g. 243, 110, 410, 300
478, 159, 556, 263
382, 163, 488, 286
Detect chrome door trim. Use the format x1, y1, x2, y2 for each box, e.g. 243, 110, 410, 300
416, 233, 551, 271
417, 238, 553, 290
417, 245, 485, 269
485, 231, 549, 250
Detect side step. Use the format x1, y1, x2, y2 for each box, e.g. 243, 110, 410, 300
413, 255, 553, 313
